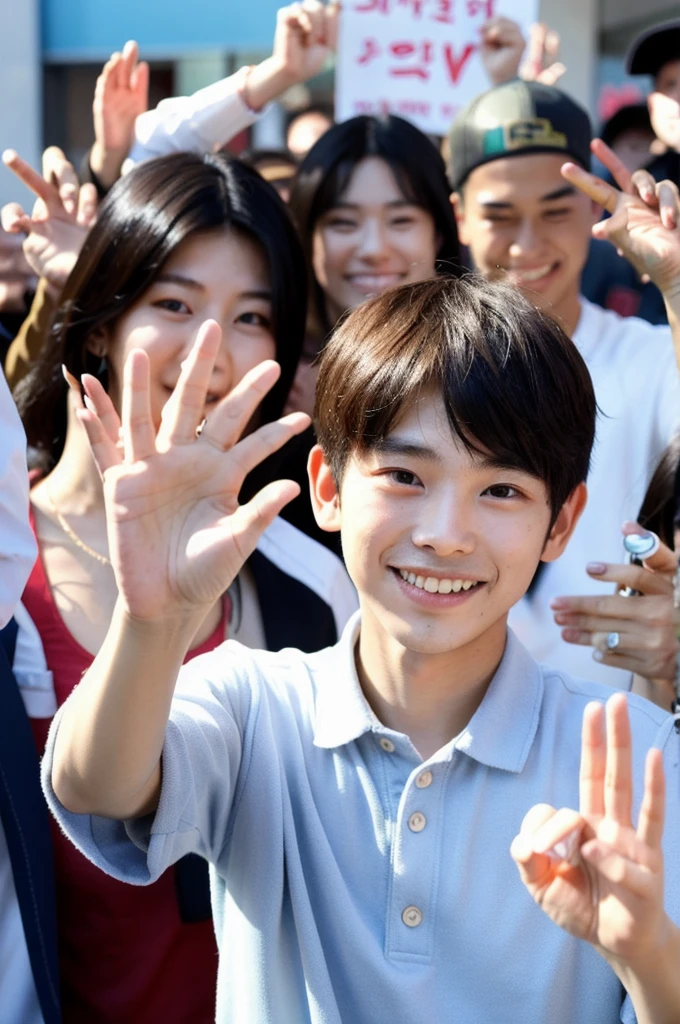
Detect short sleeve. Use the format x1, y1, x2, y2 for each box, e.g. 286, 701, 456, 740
42, 643, 257, 885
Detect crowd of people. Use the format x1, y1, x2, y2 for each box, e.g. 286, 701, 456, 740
1, 5, 680, 1023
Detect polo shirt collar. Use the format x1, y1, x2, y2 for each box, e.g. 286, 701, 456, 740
313, 614, 544, 773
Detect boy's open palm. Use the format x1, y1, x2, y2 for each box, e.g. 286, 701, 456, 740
77, 321, 310, 621
511, 693, 668, 968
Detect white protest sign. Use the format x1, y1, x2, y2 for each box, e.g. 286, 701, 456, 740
335, 0, 539, 135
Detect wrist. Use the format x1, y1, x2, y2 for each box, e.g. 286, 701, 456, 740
605, 919, 680, 1024
115, 599, 209, 652
89, 140, 127, 190
243, 56, 298, 111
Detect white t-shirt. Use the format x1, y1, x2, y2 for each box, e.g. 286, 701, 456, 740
508, 298, 680, 688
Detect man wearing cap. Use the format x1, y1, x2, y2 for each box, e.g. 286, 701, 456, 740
448, 80, 680, 689
627, 19, 680, 185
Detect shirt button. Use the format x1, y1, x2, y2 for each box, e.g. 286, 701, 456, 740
408, 811, 427, 833
402, 905, 423, 928
416, 770, 433, 788
379, 737, 395, 753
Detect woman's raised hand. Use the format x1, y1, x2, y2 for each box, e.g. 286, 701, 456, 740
1, 147, 97, 298
75, 321, 310, 621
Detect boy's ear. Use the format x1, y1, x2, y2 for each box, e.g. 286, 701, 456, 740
450, 191, 470, 246
308, 444, 342, 533
540, 483, 588, 563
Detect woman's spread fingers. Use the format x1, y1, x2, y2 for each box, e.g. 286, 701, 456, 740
81, 373, 123, 445
590, 138, 633, 194
157, 320, 222, 447
636, 748, 665, 850
580, 701, 606, 819
221, 412, 311, 485
222, 479, 302, 563
2, 150, 57, 206
199, 359, 284, 453
122, 349, 156, 462
560, 161, 618, 215
603, 694, 633, 828
75, 406, 121, 474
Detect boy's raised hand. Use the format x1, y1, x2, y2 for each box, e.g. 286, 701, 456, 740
76, 321, 310, 622
561, 140, 680, 297
511, 694, 670, 969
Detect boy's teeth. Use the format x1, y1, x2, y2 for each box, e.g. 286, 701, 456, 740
398, 569, 478, 594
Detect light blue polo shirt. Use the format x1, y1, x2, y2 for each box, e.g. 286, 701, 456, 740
43, 614, 680, 1024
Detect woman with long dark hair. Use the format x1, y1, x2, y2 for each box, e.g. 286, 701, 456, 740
6, 148, 356, 1023
286, 114, 462, 413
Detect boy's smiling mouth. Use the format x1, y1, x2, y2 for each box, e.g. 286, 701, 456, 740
394, 567, 483, 595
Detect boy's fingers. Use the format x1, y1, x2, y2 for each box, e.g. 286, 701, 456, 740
2, 150, 56, 206
528, 807, 585, 858
630, 169, 658, 207
580, 701, 606, 818
604, 694, 633, 828
120, 40, 139, 83
657, 179, 680, 230
122, 349, 156, 463
561, 162, 618, 215
131, 60, 150, 104
590, 138, 633, 194
580, 840, 654, 898
157, 320, 222, 447
636, 748, 665, 850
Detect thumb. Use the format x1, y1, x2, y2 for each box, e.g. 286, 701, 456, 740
224, 480, 301, 562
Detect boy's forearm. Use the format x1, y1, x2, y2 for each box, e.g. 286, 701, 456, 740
607, 919, 680, 1024
51, 598, 206, 819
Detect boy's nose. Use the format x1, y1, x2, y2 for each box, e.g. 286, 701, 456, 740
411, 498, 476, 556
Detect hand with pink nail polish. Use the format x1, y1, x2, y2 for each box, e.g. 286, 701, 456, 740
511, 694, 680, 1017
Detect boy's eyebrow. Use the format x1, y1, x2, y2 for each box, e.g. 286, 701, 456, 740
373, 437, 443, 462
478, 184, 577, 210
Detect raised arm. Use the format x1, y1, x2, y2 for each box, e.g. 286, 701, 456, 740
127, 1, 337, 166
562, 141, 680, 374
50, 321, 309, 820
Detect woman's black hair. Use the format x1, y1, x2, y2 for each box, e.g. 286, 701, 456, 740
16, 151, 307, 470
638, 434, 680, 549
287, 114, 462, 338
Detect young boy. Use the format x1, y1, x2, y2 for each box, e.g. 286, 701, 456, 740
447, 80, 680, 687
45, 277, 679, 1023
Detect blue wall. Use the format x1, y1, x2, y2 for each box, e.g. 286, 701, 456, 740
42, 0, 280, 59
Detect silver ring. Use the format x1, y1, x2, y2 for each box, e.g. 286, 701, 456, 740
606, 631, 621, 651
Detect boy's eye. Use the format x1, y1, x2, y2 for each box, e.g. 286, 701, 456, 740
544, 208, 571, 220
388, 469, 420, 487
484, 484, 519, 499
326, 217, 358, 230
155, 298, 190, 314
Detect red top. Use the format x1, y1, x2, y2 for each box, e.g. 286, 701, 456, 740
25, 511, 227, 1024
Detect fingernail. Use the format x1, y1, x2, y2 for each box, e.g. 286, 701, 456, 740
592, 649, 603, 662
586, 562, 606, 574
83, 395, 96, 413
549, 597, 568, 609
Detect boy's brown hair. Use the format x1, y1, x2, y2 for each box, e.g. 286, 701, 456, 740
314, 275, 596, 520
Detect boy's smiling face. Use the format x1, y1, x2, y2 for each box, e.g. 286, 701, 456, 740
311, 390, 586, 658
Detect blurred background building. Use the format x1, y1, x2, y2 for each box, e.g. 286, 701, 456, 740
0, 0, 678, 203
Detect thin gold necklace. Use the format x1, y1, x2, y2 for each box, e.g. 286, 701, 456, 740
46, 482, 111, 567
